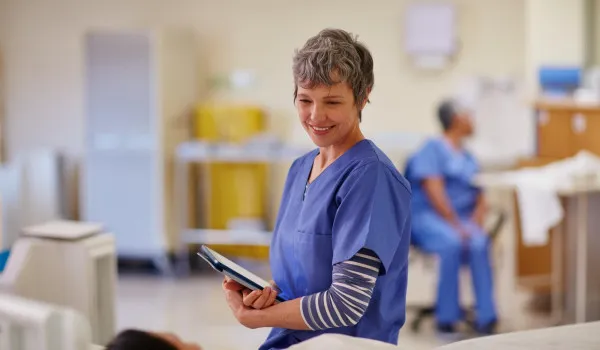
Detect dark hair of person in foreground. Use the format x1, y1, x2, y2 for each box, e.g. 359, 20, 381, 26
106, 329, 201, 350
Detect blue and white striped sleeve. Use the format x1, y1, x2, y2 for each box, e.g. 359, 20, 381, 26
300, 248, 381, 330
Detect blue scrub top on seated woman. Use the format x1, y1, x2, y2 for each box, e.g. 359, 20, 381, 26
261, 139, 412, 350
405, 137, 480, 218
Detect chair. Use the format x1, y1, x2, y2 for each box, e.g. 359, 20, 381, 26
407, 208, 506, 333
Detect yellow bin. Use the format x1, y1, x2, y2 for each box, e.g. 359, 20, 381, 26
194, 105, 265, 142
194, 105, 270, 260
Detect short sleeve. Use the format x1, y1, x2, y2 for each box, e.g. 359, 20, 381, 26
407, 141, 443, 181
331, 162, 411, 275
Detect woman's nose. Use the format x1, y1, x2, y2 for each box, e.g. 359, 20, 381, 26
310, 104, 326, 122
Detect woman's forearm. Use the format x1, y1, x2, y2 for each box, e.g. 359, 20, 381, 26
244, 249, 381, 331
471, 193, 487, 224
245, 298, 310, 330
422, 178, 458, 224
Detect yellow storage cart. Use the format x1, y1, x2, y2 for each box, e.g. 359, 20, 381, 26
193, 104, 270, 260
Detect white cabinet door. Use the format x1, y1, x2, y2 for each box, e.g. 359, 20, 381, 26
83, 32, 162, 257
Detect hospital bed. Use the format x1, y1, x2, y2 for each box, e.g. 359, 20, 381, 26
287, 322, 600, 349
437, 321, 600, 349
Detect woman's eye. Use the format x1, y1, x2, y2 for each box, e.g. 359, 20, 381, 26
327, 101, 340, 105
299, 99, 311, 104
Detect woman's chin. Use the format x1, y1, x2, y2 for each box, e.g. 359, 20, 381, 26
309, 136, 333, 148
307, 131, 336, 147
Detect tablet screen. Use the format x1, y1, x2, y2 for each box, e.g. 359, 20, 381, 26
205, 246, 271, 289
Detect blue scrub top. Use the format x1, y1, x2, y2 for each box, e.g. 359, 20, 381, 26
261, 139, 412, 350
405, 137, 480, 218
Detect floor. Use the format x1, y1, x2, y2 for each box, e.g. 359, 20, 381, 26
115, 272, 489, 350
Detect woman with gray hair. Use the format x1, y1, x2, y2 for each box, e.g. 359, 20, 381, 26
222, 28, 412, 349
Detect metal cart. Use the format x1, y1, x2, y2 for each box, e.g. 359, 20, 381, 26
173, 140, 308, 275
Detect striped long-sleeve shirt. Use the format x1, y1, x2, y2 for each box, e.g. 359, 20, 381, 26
300, 248, 382, 330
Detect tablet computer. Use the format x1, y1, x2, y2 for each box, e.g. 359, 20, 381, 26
197, 245, 287, 303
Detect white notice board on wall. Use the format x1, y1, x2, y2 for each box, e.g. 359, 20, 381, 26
405, 2, 457, 69
457, 77, 536, 164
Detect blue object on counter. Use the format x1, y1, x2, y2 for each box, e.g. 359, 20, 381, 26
0, 250, 10, 273
538, 66, 582, 97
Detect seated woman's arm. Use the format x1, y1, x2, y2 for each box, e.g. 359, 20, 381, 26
471, 192, 488, 227
224, 248, 381, 330
421, 177, 459, 225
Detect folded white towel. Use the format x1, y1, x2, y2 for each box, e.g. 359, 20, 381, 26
515, 183, 563, 246
476, 151, 600, 246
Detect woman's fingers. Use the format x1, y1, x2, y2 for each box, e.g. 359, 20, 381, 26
252, 288, 272, 309
265, 287, 278, 307
242, 290, 262, 307
240, 288, 278, 309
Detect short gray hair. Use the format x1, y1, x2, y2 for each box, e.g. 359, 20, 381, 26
292, 28, 374, 121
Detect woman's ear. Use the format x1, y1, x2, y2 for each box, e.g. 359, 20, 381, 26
361, 92, 371, 109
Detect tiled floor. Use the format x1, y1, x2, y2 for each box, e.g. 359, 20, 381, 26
115, 273, 476, 350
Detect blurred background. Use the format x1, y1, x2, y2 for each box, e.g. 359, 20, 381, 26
0, 0, 599, 349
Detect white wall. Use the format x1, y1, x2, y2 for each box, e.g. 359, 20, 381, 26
1, 0, 525, 160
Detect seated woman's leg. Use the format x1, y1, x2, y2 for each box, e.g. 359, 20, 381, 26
412, 212, 463, 327
463, 221, 497, 331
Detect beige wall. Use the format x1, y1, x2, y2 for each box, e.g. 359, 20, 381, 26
1, 0, 525, 161
0, 0, 7, 163
596, 0, 600, 65
524, 0, 587, 96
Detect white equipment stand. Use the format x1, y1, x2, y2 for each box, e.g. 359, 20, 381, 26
0, 220, 117, 345
0, 293, 99, 350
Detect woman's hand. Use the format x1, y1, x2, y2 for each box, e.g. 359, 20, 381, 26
223, 277, 246, 293
223, 277, 279, 310
222, 277, 310, 331
242, 287, 278, 310
471, 194, 488, 229
222, 277, 259, 329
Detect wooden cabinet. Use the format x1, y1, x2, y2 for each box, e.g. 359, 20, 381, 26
571, 111, 600, 155
535, 101, 600, 158
536, 110, 573, 158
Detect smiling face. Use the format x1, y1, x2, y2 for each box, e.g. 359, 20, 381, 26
295, 81, 366, 148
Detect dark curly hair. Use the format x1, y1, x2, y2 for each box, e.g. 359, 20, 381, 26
106, 329, 177, 350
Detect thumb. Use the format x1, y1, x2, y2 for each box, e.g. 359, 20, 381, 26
224, 280, 245, 291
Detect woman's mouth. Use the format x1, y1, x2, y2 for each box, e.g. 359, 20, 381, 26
310, 125, 334, 135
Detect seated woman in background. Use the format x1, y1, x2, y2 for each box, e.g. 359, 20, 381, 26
404, 99, 497, 335
106, 329, 201, 350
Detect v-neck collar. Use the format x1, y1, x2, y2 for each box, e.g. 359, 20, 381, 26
303, 139, 370, 188
440, 136, 467, 156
